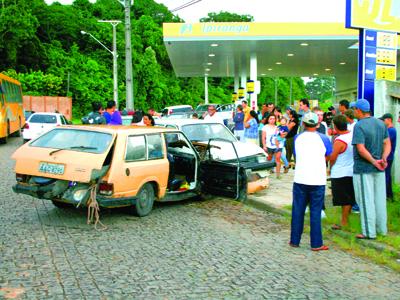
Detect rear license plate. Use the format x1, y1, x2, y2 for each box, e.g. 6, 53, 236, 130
38, 162, 65, 175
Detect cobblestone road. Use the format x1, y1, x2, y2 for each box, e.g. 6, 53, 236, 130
1, 137, 400, 299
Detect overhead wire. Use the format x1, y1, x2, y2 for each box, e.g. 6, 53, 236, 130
170, 0, 203, 12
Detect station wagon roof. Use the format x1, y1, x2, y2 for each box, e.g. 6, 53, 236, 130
156, 118, 218, 126
63, 125, 177, 134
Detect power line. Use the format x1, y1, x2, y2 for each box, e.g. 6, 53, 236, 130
171, 0, 202, 12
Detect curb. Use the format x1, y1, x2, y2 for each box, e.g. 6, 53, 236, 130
245, 196, 400, 258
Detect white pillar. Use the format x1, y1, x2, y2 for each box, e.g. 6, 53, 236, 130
204, 76, 209, 104
240, 74, 247, 97
234, 75, 239, 92
250, 53, 257, 110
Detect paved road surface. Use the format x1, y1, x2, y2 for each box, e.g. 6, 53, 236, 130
1, 137, 400, 299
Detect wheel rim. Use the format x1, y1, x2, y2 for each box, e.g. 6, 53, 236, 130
137, 185, 154, 213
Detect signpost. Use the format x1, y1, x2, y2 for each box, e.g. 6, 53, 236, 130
346, 0, 399, 113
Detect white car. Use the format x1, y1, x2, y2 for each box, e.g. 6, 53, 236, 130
161, 105, 194, 117
23, 112, 69, 142
155, 118, 274, 168
155, 118, 274, 196
196, 103, 235, 128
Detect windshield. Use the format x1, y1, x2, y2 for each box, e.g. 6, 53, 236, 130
29, 114, 57, 124
181, 123, 237, 142
30, 128, 113, 154
195, 105, 210, 112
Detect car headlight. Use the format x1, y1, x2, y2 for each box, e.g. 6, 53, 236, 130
73, 189, 87, 202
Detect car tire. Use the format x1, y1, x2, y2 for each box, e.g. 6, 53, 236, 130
131, 183, 155, 217
12, 118, 22, 137
51, 200, 73, 209
0, 122, 9, 144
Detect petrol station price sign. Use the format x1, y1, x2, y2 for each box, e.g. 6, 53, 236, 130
364, 30, 397, 81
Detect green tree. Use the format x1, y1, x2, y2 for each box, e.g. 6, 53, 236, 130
0, 0, 42, 71
200, 11, 254, 22
305, 76, 336, 101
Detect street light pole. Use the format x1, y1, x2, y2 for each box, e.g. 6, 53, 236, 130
98, 20, 121, 109
81, 20, 121, 108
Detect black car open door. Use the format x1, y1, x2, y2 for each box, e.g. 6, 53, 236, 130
199, 138, 247, 200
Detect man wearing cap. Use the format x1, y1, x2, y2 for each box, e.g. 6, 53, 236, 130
289, 111, 332, 251
352, 99, 391, 239
380, 113, 397, 200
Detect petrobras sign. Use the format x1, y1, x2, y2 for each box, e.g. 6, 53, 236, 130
346, 0, 400, 33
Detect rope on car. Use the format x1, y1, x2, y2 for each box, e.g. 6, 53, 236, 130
87, 184, 107, 231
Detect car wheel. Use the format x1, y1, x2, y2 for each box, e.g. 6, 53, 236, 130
131, 183, 155, 217
0, 122, 9, 144
12, 118, 22, 137
51, 200, 73, 209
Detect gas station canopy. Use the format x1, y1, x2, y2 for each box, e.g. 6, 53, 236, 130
163, 22, 400, 94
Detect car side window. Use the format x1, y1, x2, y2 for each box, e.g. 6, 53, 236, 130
147, 134, 164, 160
60, 116, 67, 125
125, 135, 146, 161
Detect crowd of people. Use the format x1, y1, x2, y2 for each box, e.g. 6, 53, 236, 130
230, 98, 397, 250
81, 100, 157, 127
290, 99, 396, 250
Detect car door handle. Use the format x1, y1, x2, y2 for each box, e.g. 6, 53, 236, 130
126, 168, 130, 176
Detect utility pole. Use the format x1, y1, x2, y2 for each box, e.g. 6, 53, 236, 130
120, 0, 134, 110
98, 20, 121, 109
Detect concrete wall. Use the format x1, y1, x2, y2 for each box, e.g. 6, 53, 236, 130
374, 80, 400, 184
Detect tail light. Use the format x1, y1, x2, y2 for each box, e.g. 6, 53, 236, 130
23, 123, 29, 129
16, 173, 27, 182
99, 182, 114, 196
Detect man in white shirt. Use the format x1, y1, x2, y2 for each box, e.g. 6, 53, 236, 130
290, 112, 332, 251
203, 105, 224, 124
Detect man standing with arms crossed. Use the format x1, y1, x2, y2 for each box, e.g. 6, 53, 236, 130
352, 99, 391, 239
289, 112, 332, 251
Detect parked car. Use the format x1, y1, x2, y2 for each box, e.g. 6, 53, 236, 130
155, 118, 274, 194
195, 103, 221, 118
22, 112, 69, 143
12, 125, 253, 217
161, 105, 193, 117
23, 110, 35, 120
196, 103, 235, 128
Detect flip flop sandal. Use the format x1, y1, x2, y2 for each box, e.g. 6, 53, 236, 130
311, 245, 329, 251
331, 224, 341, 230
356, 234, 375, 240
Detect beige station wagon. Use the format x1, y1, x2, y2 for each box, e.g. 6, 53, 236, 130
12, 125, 259, 216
